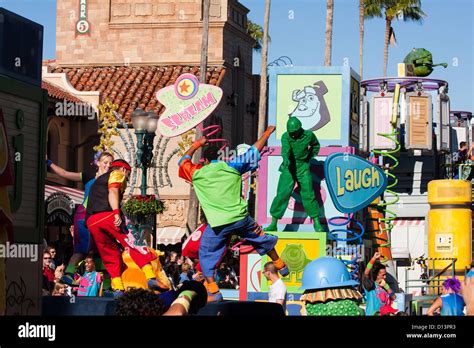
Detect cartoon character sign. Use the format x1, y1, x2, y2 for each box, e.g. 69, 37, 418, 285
289, 81, 331, 131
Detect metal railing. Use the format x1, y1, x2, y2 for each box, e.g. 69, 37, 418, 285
404, 256, 457, 296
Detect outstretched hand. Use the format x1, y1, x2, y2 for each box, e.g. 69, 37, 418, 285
266, 125, 276, 135
197, 136, 208, 146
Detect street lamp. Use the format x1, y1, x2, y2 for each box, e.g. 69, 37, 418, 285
132, 108, 158, 196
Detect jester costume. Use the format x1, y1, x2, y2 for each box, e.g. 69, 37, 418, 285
85, 161, 162, 292
265, 117, 322, 232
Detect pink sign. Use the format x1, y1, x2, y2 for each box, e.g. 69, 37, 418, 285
156, 73, 223, 137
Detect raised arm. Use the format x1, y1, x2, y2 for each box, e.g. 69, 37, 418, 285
365, 252, 380, 277
47, 155, 82, 182
253, 126, 276, 152
183, 136, 208, 159
178, 136, 207, 182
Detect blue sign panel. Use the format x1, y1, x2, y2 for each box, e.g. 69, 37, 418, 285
324, 153, 387, 214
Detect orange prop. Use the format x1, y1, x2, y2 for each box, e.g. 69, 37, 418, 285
121, 248, 172, 291
367, 201, 392, 263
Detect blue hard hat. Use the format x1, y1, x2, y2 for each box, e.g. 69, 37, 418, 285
300, 257, 359, 290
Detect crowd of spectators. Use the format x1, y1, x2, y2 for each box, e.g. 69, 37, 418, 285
162, 250, 239, 290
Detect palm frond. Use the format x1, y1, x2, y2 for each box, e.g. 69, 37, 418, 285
389, 26, 397, 46
247, 20, 270, 52
400, 6, 426, 22
364, 0, 384, 18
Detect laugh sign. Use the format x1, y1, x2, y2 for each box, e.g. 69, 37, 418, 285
156, 73, 223, 137
324, 153, 387, 214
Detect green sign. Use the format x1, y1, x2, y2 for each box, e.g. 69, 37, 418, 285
75, 0, 90, 36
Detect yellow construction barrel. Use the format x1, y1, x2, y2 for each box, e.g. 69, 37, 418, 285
428, 180, 472, 271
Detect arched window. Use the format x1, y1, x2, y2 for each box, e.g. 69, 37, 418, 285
47, 123, 60, 164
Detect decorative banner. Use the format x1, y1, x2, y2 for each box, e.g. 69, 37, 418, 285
324, 153, 387, 214
157, 73, 223, 137
75, 0, 91, 36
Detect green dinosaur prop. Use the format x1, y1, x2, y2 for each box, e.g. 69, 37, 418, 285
403, 48, 447, 77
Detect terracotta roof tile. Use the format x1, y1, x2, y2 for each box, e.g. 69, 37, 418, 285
41, 80, 87, 104
49, 65, 226, 123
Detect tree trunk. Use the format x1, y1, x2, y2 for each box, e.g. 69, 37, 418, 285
324, 0, 334, 66
383, 17, 391, 77
359, 0, 364, 79
187, 0, 210, 232
257, 0, 271, 138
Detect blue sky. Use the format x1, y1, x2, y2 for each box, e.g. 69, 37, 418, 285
0, 0, 472, 111
241, 0, 473, 112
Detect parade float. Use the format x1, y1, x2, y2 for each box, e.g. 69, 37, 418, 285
37, 52, 471, 315
235, 49, 471, 315
16, 47, 468, 315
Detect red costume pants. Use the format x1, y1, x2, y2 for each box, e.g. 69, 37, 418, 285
86, 212, 156, 278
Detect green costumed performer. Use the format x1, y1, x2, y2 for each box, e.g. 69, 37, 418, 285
265, 117, 322, 232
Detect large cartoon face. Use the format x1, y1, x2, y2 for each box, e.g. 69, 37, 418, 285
288, 81, 331, 131
290, 89, 320, 118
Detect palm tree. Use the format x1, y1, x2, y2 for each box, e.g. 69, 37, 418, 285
247, 20, 271, 52
187, 0, 210, 232
324, 0, 335, 66
359, 0, 365, 79
257, 0, 271, 138
365, 0, 426, 76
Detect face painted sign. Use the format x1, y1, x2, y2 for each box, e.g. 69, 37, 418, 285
325, 153, 387, 214
289, 81, 331, 131
156, 74, 223, 137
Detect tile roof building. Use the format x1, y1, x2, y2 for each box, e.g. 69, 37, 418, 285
49, 65, 226, 123
45, 0, 259, 242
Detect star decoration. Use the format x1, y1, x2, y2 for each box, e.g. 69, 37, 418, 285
179, 81, 190, 94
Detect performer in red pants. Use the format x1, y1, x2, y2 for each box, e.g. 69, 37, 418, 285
86, 159, 165, 293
